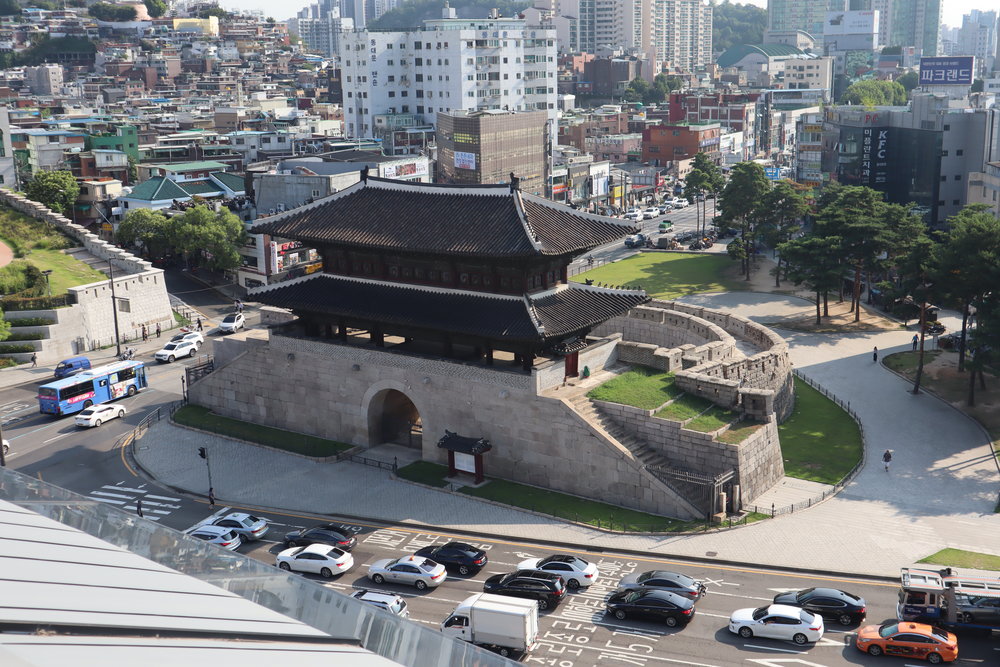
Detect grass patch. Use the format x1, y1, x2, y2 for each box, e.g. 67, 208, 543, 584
777, 377, 863, 484
396, 461, 450, 488
687, 405, 738, 433
174, 404, 352, 458
173, 310, 192, 326
572, 252, 740, 299
0, 205, 72, 257
655, 393, 713, 421
587, 367, 681, 410
460, 476, 699, 532
23, 248, 107, 294
717, 419, 765, 445
884, 350, 942, 375
918, 548, 1000, 572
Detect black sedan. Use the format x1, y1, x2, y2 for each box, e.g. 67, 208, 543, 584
772, 587, 866, 626
284, 524, 358, 551
483, 570, 566, 610
605, 589, 695, 627
414, 542, 488, 575
617, 570, 706, 600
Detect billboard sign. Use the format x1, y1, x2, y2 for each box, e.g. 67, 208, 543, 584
454, 151, 477, 170
824, 10, 878, 37
764, 167, 781, 181
919, 57, 974, 86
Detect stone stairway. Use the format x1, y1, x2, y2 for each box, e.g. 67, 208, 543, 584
64, 247, 112, 276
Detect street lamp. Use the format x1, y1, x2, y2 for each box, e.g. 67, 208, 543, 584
41, 269, 52, 297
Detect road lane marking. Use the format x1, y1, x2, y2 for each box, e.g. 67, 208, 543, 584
89, 497, 125, 505
183, 507, 232, 532
707, 590, 772, 601
536, 638, 724, 666
744, 645, 805, 654
90, 491, 133, 500
42, 432, 72, 444
103, 485, 146, 493
145, 493, 182, 502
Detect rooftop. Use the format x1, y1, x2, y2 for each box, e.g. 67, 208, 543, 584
146, 160, 230, 172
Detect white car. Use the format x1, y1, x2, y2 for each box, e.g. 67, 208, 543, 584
351, 589, 410, 618
75, 404, 127, 428
154, 339, 199, 362
367, 555, 447, 590
670, 198, 688, 208
623, 211, 643, 222
642, 207, 659, 220
729, 604, 825, 645
277, 543, 354, 578
219, 312, 245, 333
188, 525, 242, 551
517, 554, 599, 589
170, 331, 205, 346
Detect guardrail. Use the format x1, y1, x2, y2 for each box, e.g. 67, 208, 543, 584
568, 257, 613, 277
338, 452, 398, 473
753, 370, 868, 518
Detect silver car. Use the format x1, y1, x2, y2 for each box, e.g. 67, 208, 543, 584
188, 525, 242, 551
956, 595, 1000, 624
351, 589, 410, 618
367, 555, 447, 590
206, 512, 269, 541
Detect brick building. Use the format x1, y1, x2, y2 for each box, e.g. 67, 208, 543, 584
642, 121, 721, 167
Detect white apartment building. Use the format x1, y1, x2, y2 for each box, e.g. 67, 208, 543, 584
339, 10, 558, 139
651, 0, 713, 71
24, 64, 64, 96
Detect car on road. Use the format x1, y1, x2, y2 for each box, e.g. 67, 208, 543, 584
855, 622, 957, 663
414, 542, 488, 575
772, 587, 866, 626
188, 525, 242, 551
623, 211, 643, 222
154, 339, 199, 362
205, 512, 270, 542
517, 554, 599, 589
283, 524, 358, 551
170, 331, 205, 346
482, 570, 566, 610
624, 233, 648, 248
658, 204, 672, 214
276, 543, 353, 578
617, 570, 706, 600
658, 221, 674, 233
642, 207, 659, 220
605, 589, 695, 627
368, 555, 447, 590
74, 404, 127, 428
728, 604, 825, 645
219, 312, 246, 333
670, 198, 688, 208
351, 589, 410, 618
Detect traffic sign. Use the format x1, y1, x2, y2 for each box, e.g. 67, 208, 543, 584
764, 167, 781, 181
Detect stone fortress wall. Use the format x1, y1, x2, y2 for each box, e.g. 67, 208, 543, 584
0, 191, 174, 362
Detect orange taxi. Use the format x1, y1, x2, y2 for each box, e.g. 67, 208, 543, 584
855, 622, 957, 663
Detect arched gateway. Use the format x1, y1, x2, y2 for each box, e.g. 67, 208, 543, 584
367, 388, 422, 448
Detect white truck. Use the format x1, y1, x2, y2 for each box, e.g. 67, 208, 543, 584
441, 593, 539, 658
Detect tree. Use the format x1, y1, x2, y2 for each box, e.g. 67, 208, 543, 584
0, 0, 21, 16
24, 170, 79, 215
759, 180, 809, 286
89, 2, 138, 21
143, 0, 167, 18
198, 6, 229, 19
897, 71, 919, 92
779, 236, 843, 324
623, 77, 650, 103
684, 168, 709, 235
895, 235, 937, 394
719, 161, 770, 281
881, 46, 903, 55
712, 0, 767, 53
117, 208, 172, 258
839, 80, 907, 106
971, 78, 984, 93
690, 151, 724, 234
169, 205, 246, 272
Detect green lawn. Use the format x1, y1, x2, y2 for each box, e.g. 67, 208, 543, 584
778, 377, 863, 484
687, 405, 738, 433
174, 405, 352, 458
572, 252, 740, 299
717, 419, 765, 445
396, 461, 450, 488
654, 393, 713, 421
884, 350, 942, 375
918, 548, 1000, 572
587, 367, 681, 410
23, 248, 107, 293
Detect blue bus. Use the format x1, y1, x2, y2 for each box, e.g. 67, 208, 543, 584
37, 361, 148, 416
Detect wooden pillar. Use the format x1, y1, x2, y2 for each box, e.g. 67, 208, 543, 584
338, 320, 348, 340
485, 345, 494, 366
474, 454, 484, 485
324, 323, 334, 338
521, 349, 533, 372
372, 326, 385, 347
447, 450, 456, 477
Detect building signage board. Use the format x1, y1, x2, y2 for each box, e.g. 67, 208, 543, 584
269, 241, 278, 273
454, 151, 477, 170
861, 127, 889, 186
454, 452, 476, 474
919, 57, 974, 85
764, 167, 781, 180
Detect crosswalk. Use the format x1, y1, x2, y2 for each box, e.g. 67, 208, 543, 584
87, 483, 182, 521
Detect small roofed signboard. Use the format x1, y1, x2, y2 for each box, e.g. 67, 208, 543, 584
919, 56, 974, 86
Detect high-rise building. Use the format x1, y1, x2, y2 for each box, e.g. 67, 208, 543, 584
958, 10, 997, 75
23, 64, 64, 96
291, 6, 354, 58
651, 0, 713, 71
339, 10, 558, 140
889, 0, 940, 57
768, 0, 849, 40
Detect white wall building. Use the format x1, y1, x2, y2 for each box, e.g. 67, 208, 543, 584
651, 0, 713, 71
339, 10, 558, 140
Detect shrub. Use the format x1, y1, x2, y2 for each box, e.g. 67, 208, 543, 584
0, 343, 36, 352
3, 331, 43, 341
0, 357, 20, 368
8, 316, 55, 326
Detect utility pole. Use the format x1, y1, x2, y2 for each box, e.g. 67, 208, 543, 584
109, 262, 122, 357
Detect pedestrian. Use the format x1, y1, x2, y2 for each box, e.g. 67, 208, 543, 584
156, 322, 161, 338
208, 487, 216, 508
197, 317, 203, 332
873, 346, 878, 363
882, 449, 892, 472
30, 352, 37, 367
911, 334, 918, 351
142, 325, 148, 342
136, 499, 144, 518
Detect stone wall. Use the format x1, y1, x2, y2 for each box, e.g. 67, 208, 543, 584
0, 191, 174, 362
189, 331, 702, 519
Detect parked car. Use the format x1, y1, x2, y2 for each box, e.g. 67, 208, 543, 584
188, 525, 242, 551
154, 339, 198, 362
924, 321, 946, 335
483, 570, 566, 610
283, 524, 357, 551
855, 622, 957, 663
617, 570, 706, 600
219, 312, 246, 333
351, 589, 410, 618
772, 587, 866, 626
276, 543, 354, 578
74, 404, 127, 428
517, 554, 599, 589
728, 604, 825, 645
170, 331, 205, 346
205, 512, 270, 542
414, 542, 488, 575
642, 207, 659, 220
605, 589, 695, 627
368, 555, 447, 590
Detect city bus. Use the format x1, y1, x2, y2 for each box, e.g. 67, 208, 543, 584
37, 360, 148, 416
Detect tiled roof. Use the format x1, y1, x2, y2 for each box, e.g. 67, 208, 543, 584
180, 180, 223, 195
250, 177, 637, 258
252, 275, 647, 343
210, 170, 245, 192
124, 176, 189, 201
147, 160, 229, 172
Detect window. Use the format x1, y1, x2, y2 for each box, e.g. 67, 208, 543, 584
388, 91, 395, 97
956, 149, 964, 156
943, 124, 950, 131
954, 175, 962, 181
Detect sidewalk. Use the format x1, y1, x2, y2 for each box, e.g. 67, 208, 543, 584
130, 292, 1000, 578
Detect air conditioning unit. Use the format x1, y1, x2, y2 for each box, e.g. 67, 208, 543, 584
277, 203, 286, 212
268, 208, 276, 215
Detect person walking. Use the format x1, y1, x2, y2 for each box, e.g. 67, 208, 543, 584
156, 322, 161, 338
30, 352, 37, 367
136, 499, 144, 518
141, 325, 148, 342
208, 487, 216, 508
882, 449, 892, 472
196, 317, 203, 332
912, 334, 918, 351
873, 346, 878, 363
